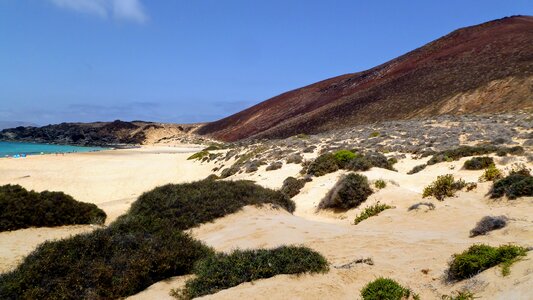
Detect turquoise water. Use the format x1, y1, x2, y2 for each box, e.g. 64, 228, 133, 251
0, 141, 108, 157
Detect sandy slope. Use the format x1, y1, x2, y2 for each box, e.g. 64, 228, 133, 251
1, 146, 532, 299
0, 145, 213, 273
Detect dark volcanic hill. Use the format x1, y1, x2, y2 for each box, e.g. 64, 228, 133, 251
198, 16, 533, 142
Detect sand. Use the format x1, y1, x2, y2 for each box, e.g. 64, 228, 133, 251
1, 146, 532, 299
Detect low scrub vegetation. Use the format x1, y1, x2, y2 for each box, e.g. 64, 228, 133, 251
0, 179, 296, 299
353, 202, 393, 225
280, 176, 307, 198
441, 291, 476, 300
427, 145, 524, 165
422, 174, 466, 200
360, 277, 415, 300
447, 244, 527, 281
470, 216, 508, 237
478, 164, 503, 182
463, 156, 494, 170
318, 173, 373, 210
490, 167, 533, 199
172, 246, 328, 299
266, 161, 283, 171
187, 150, 209, 160
407, 164, 426, 175
374, 179, 386, 189
307, 150, 395, 176
0, 184, 106, 232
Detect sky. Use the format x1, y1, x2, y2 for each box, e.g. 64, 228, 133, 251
0, 1, 531, 125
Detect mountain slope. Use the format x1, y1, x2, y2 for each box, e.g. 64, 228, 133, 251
198, 16, 533, 141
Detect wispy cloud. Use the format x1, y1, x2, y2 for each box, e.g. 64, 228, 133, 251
50, 0, 148, 23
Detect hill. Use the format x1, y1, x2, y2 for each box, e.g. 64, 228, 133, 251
198, 16, 533, 141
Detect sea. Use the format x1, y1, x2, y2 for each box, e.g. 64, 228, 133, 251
0, 141, 108, 157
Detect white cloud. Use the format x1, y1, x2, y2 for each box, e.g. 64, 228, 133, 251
50, 0, 148, 23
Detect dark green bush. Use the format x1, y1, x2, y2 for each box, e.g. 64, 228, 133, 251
281, 176, 306, 198
463, 157, 494, 170
173, 246, 329, 299
346, 156, 373, 171
407, 164, 426, 175
490, 173, 533, 199
365, 152, 395, 170
318, 173, 373, 210
360, 277, 412, 300
0, 217, 213, 299
353, 202, 393, 225
422, 174, 466, 201
0, 179, 294, 299
0, 184, 106, 232
127, 180, 295, 230
447, 244, 527, 281
307, 153, 339, 176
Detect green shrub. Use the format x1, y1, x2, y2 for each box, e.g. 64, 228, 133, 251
202, 143, 225, 151
187, 150, 209, 160
281, 176, 306, 198
423, 174, 466, 201
353, 202, 393, 225
307, 153, 339, 176
447, 244, 527, 281
127, 180, 295, 230
0, 217, 213, 299
360, 277, 412, 300
374, 179, 387, 189
318, 173, 373, 210
407, 164, 426, 175
0, 184, 106, 232
490, 173, 533, 199
369, 131, 380, 138
463, 157, 494, 170
479, 164, 503, 182
0, 179, 294, 299
333, 150, 356, 168
172, 246, 328, 299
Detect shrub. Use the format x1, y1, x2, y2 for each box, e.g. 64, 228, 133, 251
490, 173, 533, 199
465, 182, 477, 191
365, 152, 395, 170
346, 156, 372, 171
187, 150, 209, 160
0, 184, 106, 232
463, 157, 494, 170
360, 277, 412, 300
220, 165, 240, 178
353, 202, 393, 225
407, 202, 435, 211
318, 173, 373, 210
374, 179, 387, 189
0, 180, 295, 299
427, 145, 523, 165
307, 153, 339, 176
127, 180, 295, 230
447, 244, 527, 281
470, 216, 508, 237
423, 174, 466, 201
266, 161, 283, 171
333, 150, 356, 168
172, 246, 329, 299
281, 177, 306, 198
407, 164, 426, 175
0, 217, 213, 299
369, 131, 380, 138
479, 164, 503, 182
202, 143, 225, 151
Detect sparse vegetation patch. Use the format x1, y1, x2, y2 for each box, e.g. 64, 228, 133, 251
407, 164, 426, 175
490, 167, 533, 199
318, 173, 373, 210
470, 216, 508, 237
0, 184, 106, 232
447, 244, 527, 281
408, 202, 435, 211
463, 156, 494, 170
360, 277, 414, 300
479, 164, 503, 182
172, 246, 329, 299
423, 174, 466, 200
353, 202, 393, 225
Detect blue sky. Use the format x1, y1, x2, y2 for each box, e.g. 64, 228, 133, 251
0, 1, 531, 125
